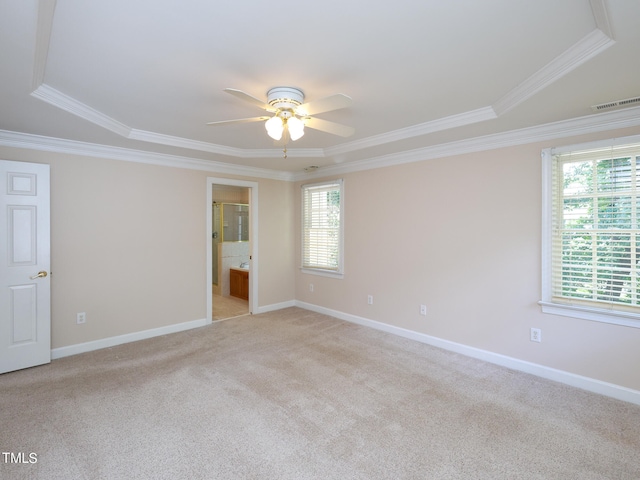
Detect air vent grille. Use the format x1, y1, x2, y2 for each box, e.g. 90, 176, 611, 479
592, 96, 640, 112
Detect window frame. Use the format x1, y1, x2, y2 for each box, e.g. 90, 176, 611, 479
301, 179, 345, 278
541, 134, 640, 328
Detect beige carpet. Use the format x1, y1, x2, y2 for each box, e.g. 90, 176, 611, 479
1, 307, 639, 480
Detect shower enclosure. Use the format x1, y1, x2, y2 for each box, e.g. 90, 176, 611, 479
212, 203, 249, 287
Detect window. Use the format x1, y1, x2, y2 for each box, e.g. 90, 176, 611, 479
301, 179, 344, 277
541, 136, 640, 327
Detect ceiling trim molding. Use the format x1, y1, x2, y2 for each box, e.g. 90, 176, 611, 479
31, 83, 132, 137
294, 105, 640, 180
590, 0, 614, 38
0, 129, 294, 181
29, 24, 616, 161
21, 0, 631, 182
324, 106, 497, 157
29, 82, 327, 159
2, 106, 639, 183
492, 28, 615, 116
128, 129, 245, 157
128, 129, 326, 159
28, 0, 618, 163
32, 0, 56, 90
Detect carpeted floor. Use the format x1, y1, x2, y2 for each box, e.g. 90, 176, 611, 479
1, 307, 639, 479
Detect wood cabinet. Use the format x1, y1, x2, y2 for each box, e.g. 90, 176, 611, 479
229, 268, 249, 300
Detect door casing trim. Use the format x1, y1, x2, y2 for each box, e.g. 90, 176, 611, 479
206, 177, 258, 323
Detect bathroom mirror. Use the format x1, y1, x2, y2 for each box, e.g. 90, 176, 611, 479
214, 203, 249, 242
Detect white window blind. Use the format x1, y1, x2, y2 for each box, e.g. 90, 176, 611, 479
549, 142, 640, 317
302, 180, 343, 275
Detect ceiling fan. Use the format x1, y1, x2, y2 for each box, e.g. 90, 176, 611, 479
206, 87, 354, 142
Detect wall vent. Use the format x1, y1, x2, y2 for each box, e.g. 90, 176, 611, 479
591, 96, 640, 112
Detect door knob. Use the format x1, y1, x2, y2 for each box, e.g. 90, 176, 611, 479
30, 271, 48, 279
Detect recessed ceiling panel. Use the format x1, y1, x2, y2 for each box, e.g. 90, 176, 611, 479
1, 0, 639, 174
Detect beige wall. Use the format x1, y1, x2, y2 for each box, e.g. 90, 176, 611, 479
3, 125, 640, 392
295, 128, 640, 392
0, 147, 296, 349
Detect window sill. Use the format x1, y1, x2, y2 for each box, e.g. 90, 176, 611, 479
301, 268, 344, 279
539, 301, 640, 329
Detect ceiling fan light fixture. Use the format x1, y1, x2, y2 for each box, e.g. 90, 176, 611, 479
265, 115, 284, 140
287, 116, 305, 141
209, 86, 354, 144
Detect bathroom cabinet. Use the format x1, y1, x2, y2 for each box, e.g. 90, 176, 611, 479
229, 268, 249, 300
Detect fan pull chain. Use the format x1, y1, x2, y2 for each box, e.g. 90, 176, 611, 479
283, 146, 287, 159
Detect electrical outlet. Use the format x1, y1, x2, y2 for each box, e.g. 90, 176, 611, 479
367, 295, 374, 305
420, 304, 427, 316
309, 283, 314, 292
77, 312, 86, 324
530, 327, 541, 343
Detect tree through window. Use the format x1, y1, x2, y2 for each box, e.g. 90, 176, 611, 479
542, 139, 640, 323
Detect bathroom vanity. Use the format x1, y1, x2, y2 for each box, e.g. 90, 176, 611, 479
229, 267, 249, 300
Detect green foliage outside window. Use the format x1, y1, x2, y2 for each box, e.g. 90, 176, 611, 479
558, 156, 639, 305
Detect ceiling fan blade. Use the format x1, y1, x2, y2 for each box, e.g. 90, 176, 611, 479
224, 88, 274, 112
206, 116, 269, 126
303, 117, 355, 137
297, 93, 352, 116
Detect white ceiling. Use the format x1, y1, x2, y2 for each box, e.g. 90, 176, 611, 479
1, 0, 640, 178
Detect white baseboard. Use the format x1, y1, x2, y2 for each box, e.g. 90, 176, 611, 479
254, 300, 296, 314
49, 301, 640, 406
295, 301, 640, 406
49, 298, 298, 360
51, 318, 208, 360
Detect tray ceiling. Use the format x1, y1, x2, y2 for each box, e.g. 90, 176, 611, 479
1, 0, 639, 178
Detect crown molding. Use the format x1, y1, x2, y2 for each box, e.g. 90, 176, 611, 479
23, 0, 631, 183
590, 0, 614, 38
492, 28, 615, 116
3, 106, 639, 184
31, 83, 132, 137
128, 129, 326, 159
29, 84, 326, 160
32, 0, 56, 90
128, 129, 244, 157
29, 19, 615, 161
330, 19, 616, 155
294, 106, 640, 180
324, 106, 497, 157
27, 0, 616, 162
0, 129, 294, 181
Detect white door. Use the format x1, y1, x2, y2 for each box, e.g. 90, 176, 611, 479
0, 160, 51, 374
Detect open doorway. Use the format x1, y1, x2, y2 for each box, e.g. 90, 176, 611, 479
206, 178, 258, 323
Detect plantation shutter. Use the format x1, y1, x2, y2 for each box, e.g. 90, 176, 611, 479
552, 143, 640, 314
302, 180, 343, 273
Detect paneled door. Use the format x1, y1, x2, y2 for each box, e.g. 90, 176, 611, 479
0, 160, 51, 374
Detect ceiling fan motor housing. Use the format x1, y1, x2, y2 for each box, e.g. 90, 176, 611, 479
267, 87, 304, 112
